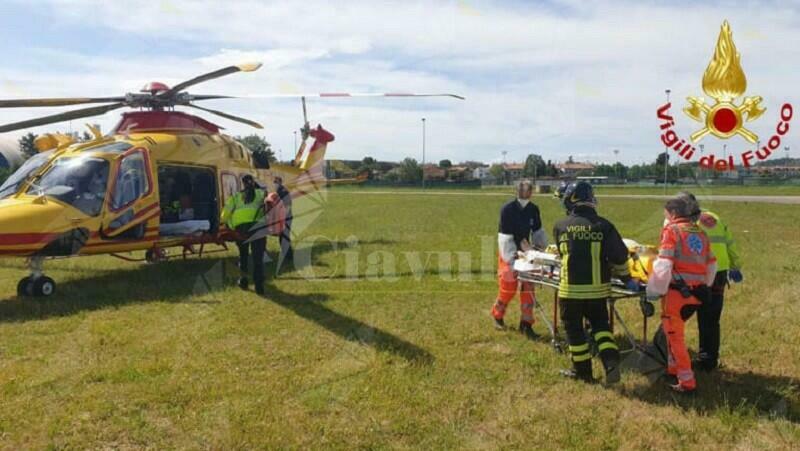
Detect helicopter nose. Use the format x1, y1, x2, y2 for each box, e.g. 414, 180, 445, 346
0, 198, 81, 255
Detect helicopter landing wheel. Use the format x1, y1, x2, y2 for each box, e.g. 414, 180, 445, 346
32, 276, 56, 297
16, 276, 33, 297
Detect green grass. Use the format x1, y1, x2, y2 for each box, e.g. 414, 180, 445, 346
0, 190, 799, 448
340, 183, 800, 196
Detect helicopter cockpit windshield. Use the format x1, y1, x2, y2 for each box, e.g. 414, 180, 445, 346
25, 156, 110, 216
0, 150, 54, 200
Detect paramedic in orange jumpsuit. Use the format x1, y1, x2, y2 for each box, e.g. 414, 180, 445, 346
646, 196, 717, 393
491, 180, 547, 340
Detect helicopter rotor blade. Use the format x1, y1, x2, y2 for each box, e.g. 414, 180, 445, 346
0, 97, 126, 108
159, 62, 262, 99
0, 102, 126, 133
184, 94, 237, 102
221, 92, 466, 100
183, 103, 263, 129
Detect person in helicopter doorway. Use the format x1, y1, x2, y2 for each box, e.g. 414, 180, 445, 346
221, 174, 267, 295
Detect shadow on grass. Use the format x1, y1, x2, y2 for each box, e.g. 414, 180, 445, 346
0, 257, 236, 323
620, 368, 800, 423
0, 248, 434, 365
261, 282, 434, 365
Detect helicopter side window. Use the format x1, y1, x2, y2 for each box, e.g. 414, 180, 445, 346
111, 151, 150, 210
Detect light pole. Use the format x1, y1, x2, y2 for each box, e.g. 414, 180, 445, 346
664, 89, 671, 193
786, 146, 791, 177
699, 144, 705, 181
613, 149, 619, 182
293, 130, 297, 151
501, 151, 508, 185
421, 118, 426, 189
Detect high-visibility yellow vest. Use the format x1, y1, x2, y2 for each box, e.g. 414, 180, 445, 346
697, 209, 741, 271
221, 189, 266, 229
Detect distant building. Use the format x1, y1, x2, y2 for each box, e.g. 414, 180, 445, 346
472, 165, 491, 180
446, 165, 472, 181
557, 162, 596, 177
503, 163, 525, 180
423, 164, 446, 181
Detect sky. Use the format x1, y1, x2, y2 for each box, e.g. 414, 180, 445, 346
0, 0, 798, 165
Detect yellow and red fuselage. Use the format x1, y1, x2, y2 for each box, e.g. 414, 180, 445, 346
0, 111, 334, 258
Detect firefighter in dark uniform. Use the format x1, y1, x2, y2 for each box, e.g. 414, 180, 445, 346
492, 180, 548, 339
553, 182, 639, 384
221, 174, 267, 295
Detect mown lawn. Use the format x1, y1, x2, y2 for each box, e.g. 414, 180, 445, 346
0, 188, 798, 449
337, 183, 800, 196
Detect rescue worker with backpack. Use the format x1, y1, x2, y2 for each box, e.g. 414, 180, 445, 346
677, 192, 743, 372
221, 174, 267, 295
553, 181, 638, 384
646, 195, 717, 393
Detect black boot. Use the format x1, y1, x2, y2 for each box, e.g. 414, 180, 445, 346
560, 360, 595, 383
519, 321, 539, 341
602, 356, 621, 385
238, 277, 249, 290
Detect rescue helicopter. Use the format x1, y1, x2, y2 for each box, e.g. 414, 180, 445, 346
0, 62, 463, 297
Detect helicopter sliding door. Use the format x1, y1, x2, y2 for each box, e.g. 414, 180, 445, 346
100, 148, 158, 239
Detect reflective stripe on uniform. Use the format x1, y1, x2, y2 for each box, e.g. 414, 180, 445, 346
591, 241, 601, 286
572, 352, 592, 362
569, 343, 590, 353
673, 254, 707, 264
612, 262, 630, 275
673, 273, 707, 282
598, 341, 618, 352
558, 288, 611, 299
594, 331, 614, 341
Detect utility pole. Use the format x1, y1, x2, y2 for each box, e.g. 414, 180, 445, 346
613, 149, 619, 182
699, 144, 705, 181
293, 130, 297, 151
421, 118, 426, 189
501, 151, 508, 185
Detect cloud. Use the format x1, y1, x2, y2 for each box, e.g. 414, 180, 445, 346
0, 0, 797, 164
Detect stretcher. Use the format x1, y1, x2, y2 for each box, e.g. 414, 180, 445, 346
513, 247, 666, 376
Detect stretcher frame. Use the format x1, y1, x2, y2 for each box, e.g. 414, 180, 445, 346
516, 268, 655, 360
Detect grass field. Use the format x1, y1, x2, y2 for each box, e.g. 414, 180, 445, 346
340, 183, 800, 196
1, 188, 799, 449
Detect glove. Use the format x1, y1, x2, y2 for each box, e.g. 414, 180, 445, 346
729, 269, 743, 283
625, 279, 640, 293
